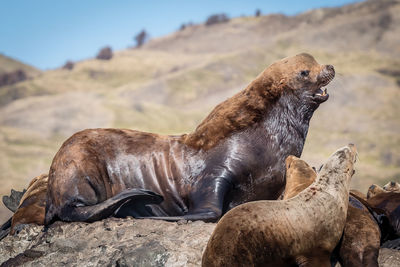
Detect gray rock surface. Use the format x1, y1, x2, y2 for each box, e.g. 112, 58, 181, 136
0, 217, 399, 266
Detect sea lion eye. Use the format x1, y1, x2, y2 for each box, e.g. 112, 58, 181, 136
300, 70, 310, 77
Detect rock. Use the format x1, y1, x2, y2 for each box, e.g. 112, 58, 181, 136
0, 217, 215, 266
0, 217, 399, 266
379, 248, 400, 267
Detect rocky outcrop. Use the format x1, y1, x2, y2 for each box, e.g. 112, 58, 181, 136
0, 217, 399, 266
0, 218, 215, 266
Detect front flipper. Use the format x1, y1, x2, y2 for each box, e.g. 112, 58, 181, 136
137, 176, 233, 223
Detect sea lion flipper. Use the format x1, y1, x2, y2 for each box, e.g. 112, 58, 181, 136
2, 189, 26, 212
48, 188, 163, 223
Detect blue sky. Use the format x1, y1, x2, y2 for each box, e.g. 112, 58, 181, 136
0, 0, 360, 70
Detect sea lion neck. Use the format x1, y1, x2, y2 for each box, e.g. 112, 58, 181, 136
259, 91, 317, 156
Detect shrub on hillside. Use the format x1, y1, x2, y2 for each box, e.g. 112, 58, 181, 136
134, 30, 149, 48
62, 61, 74, 70
96, 46, 113, 60
205, 13, 230, 26
179, 22, 193, 31
0, 69, 27, 87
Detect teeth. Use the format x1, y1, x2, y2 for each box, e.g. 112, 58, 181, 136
316, 88, 328, 97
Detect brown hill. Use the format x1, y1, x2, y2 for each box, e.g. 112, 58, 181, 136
0, 0, 399, 223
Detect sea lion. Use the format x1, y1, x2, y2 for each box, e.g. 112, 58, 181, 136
383, 181, 400, 192
202, 144, 357, 267
335, 192, 381, 267
281, 155, 380, 267
366, 190, 400, 239
348, 189, 366, 200
10, 174, 48, 234
367, 184, 386, 199
44, 53, 335, 224
0, 175, 47, 240
282, 155, 316, 199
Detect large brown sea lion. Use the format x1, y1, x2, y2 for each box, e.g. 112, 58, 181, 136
202, 145, 357, 267
281, 155, 380, 267
44, 53, 335, 225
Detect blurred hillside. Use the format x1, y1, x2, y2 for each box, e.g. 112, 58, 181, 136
0, 0, 399, 223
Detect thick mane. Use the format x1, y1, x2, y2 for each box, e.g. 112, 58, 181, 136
183, 69, 285, 150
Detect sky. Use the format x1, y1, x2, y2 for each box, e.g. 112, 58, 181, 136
0, 0, 360, 70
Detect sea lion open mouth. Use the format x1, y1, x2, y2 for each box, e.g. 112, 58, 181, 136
312, 87, 329, 103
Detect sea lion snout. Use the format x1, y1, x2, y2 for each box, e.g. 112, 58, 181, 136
318, 64, 335, 86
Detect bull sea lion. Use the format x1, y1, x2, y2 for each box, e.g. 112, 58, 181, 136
202, 145, 357, 267
44, 53, 335, 225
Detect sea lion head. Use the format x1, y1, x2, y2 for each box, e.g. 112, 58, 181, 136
321, 144, 357, 184
367, 184, 386, 199
283, 155, 317, 199
383, 181, 400, 192
263, 53, 335, 108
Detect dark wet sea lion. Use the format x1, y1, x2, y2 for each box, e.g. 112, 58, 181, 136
45, 53, 335, 224
202, 145, 357, 267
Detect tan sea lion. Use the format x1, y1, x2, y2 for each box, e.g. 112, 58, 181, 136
282, 155, 316, 200
383, 181, 400, 192
282, 155, 380, 267
202, 144, 357, 267
44, 53, 335, 225
367, 184, 386, 199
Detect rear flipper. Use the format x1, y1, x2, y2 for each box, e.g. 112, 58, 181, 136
0, 217, 11, 241
50, 188, 163, 224
3, 189, 26, 212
